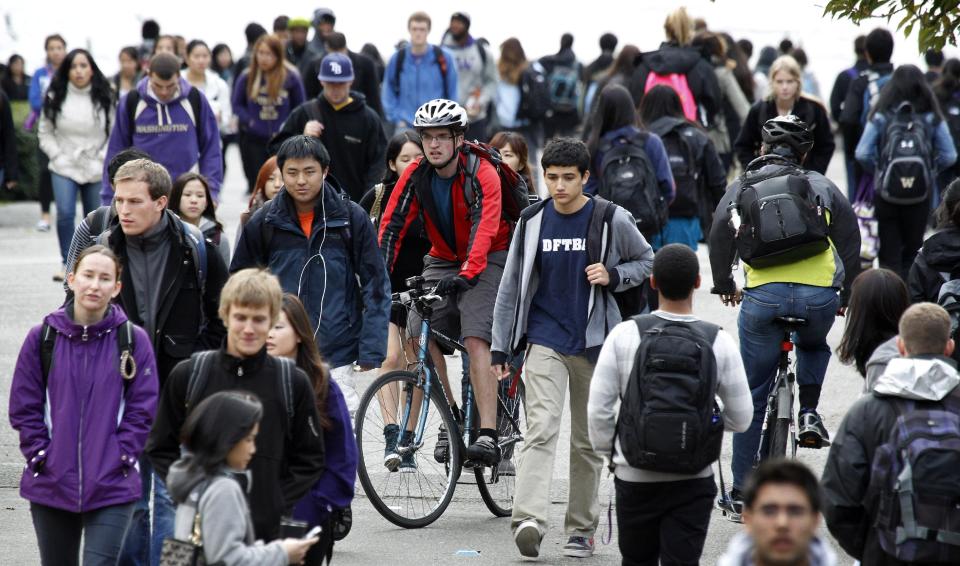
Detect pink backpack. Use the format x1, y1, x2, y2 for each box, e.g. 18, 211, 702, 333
644, 72, 698, 122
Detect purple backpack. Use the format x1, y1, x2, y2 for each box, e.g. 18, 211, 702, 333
868, 393, 960, 562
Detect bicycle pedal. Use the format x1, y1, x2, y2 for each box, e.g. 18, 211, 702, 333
463, 459, 476, 469
798, 434, 830, 449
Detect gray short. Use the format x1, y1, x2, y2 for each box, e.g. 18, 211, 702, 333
407, 251, 506, 344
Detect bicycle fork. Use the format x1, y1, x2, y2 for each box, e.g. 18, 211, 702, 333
398, 319, 436, 457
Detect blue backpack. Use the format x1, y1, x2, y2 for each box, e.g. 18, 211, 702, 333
868, 392, 960, 563
860, 70, 892, 126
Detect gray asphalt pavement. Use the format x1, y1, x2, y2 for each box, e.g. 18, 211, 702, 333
0, 148, 861, 565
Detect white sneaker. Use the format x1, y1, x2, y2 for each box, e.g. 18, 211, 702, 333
514, 520, 542, 558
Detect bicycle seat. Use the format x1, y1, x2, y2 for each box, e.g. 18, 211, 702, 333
774, 316, 808, 329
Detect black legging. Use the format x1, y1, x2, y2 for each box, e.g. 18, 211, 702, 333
38, 149, 52, 214
238, 131, 270, 194
875, 197, 930, 281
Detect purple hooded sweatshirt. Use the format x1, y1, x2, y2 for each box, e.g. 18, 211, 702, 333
9, 304, 159, 513
293, 380, 357, 524
231, 69, 306, 141
101, 76, 223, 204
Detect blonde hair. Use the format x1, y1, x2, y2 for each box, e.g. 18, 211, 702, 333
114, 159, 172, 200
767, 55, 803, 101
899, 303, 952, 356
664, 7, 694, 46
218, 268, 283, 324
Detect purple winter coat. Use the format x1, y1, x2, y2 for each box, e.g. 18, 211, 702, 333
9, 305, 159, 512
231, 69, 306, 141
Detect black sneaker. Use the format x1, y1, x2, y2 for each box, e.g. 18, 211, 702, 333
466, 435, 501, 467
434, 425, 449, 463
798, 409, 830, 449
383, 424, 400, 472
716, 489, 744, 523
399, 430, 417, 473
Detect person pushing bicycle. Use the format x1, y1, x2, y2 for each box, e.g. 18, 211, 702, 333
378, 99, 509, 466
708, 115, 861, 518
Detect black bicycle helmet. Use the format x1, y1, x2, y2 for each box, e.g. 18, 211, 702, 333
761, 114, 814, 157
413, 99, 469, 131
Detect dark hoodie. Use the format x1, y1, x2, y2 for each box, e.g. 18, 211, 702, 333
268, 92, 386, 203
629, 42, 722, 127
908, 226, 960, 303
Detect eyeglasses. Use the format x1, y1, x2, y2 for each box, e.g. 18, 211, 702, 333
757, 504, 813, 519
422, 133, 455, 145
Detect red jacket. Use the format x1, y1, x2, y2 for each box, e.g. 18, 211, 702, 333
378, 152, 510, 281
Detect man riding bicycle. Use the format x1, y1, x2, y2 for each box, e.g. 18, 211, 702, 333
708, 115, 861, 517
379, 99, 509, 465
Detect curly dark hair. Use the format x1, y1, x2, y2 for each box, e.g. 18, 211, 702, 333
42, 49, 114, 139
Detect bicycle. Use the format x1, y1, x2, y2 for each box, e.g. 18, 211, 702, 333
717, 315, 805, 523
354, 276, 527, 528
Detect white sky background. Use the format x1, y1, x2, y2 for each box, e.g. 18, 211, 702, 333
1, 0, 956, 97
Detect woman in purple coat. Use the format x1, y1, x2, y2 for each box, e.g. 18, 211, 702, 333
9, 245, 158, 566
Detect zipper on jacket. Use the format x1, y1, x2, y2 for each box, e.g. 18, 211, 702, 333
77, 341, 88, 512
81, 326, 89, 341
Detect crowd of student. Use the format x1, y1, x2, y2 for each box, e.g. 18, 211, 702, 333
5, 4, 960, 566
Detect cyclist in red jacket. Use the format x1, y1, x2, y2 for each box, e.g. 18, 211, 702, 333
379, 99, 509, 465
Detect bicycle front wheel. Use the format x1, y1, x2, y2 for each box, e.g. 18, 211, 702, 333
355, 370, 463, 528
476, 380, 526, 517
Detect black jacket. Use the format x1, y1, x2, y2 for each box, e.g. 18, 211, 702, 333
629, 43, 721, 128
907, 226, 960, 303
147, 348, 324, 540
821, 359, 960, 566
647, 115, 728, 216
303, 51, 384, 118
269, 92, 386, 203
0, 92, 18, 182
829, 58, 869, 122
107, 211, 227, 383
838, 62, 895, 155
734, 97, 836, 175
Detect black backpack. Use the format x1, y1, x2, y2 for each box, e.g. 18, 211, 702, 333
615, 315, 723, 474
877, 102, 935, 205
733, 162, 829, 268
518, 66, 550, 122
597, 131, 667, 239
649, 120, 699, 218
545, 61, 582, 115
40, 320, 137, 389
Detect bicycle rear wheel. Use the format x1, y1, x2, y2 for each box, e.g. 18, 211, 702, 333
476, 380, 526, 517
355, 370, 462, 528
767, 374, 793, 459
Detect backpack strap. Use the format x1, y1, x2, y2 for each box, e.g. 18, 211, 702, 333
125, 89, 141, 138
87, 206, 114, 241
586, 198, 617, 267
186, 87, 205, 145
180, 220, 208, 296
393, 48, 406, 98
185, 351, 217, 413
277, 357, 296, 442
461, 151, 483, 211
433, 45, 449, 100
39, 323, 56, 391
302, 99, 323, 123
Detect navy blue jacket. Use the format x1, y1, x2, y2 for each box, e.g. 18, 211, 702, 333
231, 181, 391, 369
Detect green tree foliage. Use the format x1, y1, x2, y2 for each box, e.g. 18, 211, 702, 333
824, 0, 960, 52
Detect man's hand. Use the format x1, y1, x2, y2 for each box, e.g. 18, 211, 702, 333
491, 364, 511, 381
303, 120, 324, 137
435, 275, 471, 296
719, 288, 743, 307
836, 306, 846, 317
4, 180, 16, 190
585, 263, 610, 286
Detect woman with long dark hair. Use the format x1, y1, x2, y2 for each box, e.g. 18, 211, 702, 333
113, 46, 140, 98
358, 131, 428, 467
933, 58, 960, 188
169, 172, 230, 263
240, 155, 282, 229
29, 34, 67, 234
167, 391, 317, 565
10, 246, 158, 565
639, 84, 726, 249
183, 40, 233, 143
856, 64, 957, 279
489, 130, 536, 198
837, 268, 910, 390
38, 48, 114, 281
908, 178, 960, 303
582, 45, 640, 142
232, 34, 305, 193
211, 44, 235, 85
267, 294, 357, 565
2, 54, 30, 101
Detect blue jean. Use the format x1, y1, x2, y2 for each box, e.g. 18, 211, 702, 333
731, 283, 839, 490
51, 172, 101, 266
118, 457, 175, 566
31, 501, 135, 566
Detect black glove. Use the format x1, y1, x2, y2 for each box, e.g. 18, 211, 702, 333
435, 275, 472, 296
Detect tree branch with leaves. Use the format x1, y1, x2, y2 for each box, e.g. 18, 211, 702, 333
823, 0, 960, 52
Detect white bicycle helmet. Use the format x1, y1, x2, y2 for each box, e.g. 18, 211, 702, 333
413, 99, 469, 130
